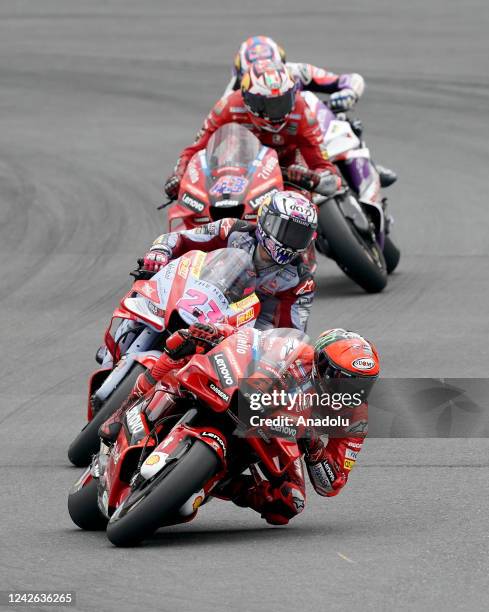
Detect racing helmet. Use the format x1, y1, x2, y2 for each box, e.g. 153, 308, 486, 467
256, 191, 318, 265
233, 36, 286, 82
312, 328, 380, 399
241, 59, 295, 133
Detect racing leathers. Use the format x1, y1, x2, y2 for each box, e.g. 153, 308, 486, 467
168, 89, 337, 192
104, 327, 367, 526
145, 218, 316, 331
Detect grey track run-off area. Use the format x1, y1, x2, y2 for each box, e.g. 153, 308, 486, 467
0, 1, 488, 611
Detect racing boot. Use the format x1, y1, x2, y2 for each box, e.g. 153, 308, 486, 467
376, 164, 397, 188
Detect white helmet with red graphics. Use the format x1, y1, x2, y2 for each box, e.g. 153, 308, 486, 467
241, 59, 296, 133
256, 190, 318, 265
233, 36, 286, 81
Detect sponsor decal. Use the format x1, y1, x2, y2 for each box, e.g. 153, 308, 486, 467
212, 352, 235, 387
249, 188, 279, 210
236, 330, 251, 355
230, 106, 247, 113
352, 357, 375, 371
244, 213, 257, 220
230, 293, 259, 313
257, 156, 278, 180
182, 192, 205, 213
193, 495, 204, 511
208, 382, 230, 403
272, 134, 284, 145
210, 175, 248, 196
147, 301, 164, 317
344, 459, 355, 470
237, 306, 255, 327
345, 449, 358, 461
201, 431, 227, 456
188, 159, 199, 184
295, 278, 315, 295
190, 251, 206, 278
177, 257, 190, 279
145, 454, 160, 466
126, 406, 145, 435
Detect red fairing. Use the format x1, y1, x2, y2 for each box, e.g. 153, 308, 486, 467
153, 423, 228, 467
168, 135, 284, 232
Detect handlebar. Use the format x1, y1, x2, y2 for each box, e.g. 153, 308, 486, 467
130, 260, 154, 281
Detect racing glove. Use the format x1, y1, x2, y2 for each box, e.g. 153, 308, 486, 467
329, 88, 357, 112
315, 171, 342, 197
287, 165, 342, 197
142, 248, 170, 273
164, 174, 181, 200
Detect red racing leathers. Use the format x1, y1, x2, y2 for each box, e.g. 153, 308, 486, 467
109, 330, 367, 526
172, 89, 336, 181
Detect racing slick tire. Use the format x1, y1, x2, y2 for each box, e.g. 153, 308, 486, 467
383, 235, 401, 274
67, 363, 146, 467
68, 476, 108, 531
106, 439, 220, 547
318, 198, 388, 293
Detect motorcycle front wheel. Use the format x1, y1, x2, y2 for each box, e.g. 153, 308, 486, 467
67, 363, 146, 467
106, 439, 220, 547
318, 198, 388, 293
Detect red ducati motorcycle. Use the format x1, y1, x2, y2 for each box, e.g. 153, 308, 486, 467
68, 327, 309, 546
165, 122, 283, 232
67, 248, 260, 467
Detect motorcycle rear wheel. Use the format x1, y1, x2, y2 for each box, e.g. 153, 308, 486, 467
67, 363, 146, 467
318, 198, 388, 293
67, 477, 107, 531
106, 439, 219, 547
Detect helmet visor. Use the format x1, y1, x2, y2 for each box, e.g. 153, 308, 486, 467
261, 212, 315, 251
315, 362, 378, 401
244, 90, 294, 123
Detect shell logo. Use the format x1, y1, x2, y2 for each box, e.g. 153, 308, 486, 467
144, 454, 160, 466
192, 496, 204, 511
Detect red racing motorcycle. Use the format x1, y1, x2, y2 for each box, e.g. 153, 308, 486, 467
67, 248, 260, 467
68, 328, 308, 547
164, 122, 283, 232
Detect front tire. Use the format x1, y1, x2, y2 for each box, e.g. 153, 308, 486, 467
383, 235, 401, 274
318, 198, 388, 293
67, 363, 146, 467
68, 477, 107, 531
106, 439, 220, 547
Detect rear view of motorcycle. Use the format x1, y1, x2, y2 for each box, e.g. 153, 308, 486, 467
302, 91, 401, 293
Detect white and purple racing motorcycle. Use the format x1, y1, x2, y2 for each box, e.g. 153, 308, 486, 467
303, 91, 400, 293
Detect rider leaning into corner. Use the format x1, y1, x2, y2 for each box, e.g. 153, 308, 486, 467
101, 324, 379, 526
142, 191, 318, 332
224, 35, 397, 188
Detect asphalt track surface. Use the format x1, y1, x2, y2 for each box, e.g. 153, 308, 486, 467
1, 1, 488, 610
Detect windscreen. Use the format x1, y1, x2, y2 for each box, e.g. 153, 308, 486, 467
200, 248, 256, 304
206, 123, 261, 171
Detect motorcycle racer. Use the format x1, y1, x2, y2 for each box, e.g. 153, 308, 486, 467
101, 324, 378, 526
143, 190, 319, 331
223, 35, 396, 187
164, 59, 341, 202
